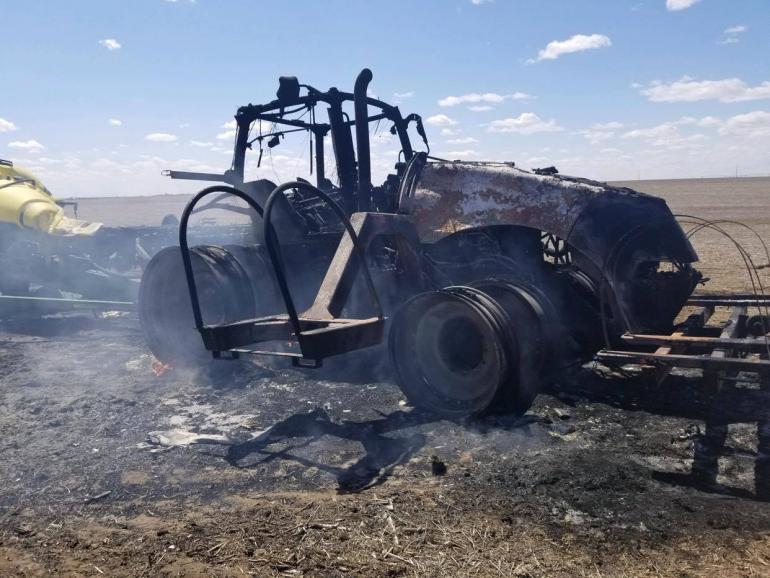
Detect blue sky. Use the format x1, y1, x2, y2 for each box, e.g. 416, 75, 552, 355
2, 0, 770, 197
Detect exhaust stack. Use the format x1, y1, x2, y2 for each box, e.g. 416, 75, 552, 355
354, 68, 373, 212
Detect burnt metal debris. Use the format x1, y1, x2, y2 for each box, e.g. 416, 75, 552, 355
0, 155, 259, 317
0, 215, 252, 318
106, 69, 770, 497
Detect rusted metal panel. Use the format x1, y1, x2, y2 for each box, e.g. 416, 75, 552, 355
404, 161, 607, 243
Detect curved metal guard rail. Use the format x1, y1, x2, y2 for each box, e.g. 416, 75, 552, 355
178, 185, 264, 331
262, 181, 384, 339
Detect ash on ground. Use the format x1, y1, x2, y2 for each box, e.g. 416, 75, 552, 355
1, 314, 769, 577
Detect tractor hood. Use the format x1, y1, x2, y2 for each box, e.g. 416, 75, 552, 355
404, 160, 698, 270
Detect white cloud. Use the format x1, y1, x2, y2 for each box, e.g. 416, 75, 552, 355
533, 34, 611, 62
725, 25, 747, 35
0, 118, 17, 132
619, 116, 723, 144
108, 118, 123, 126
468, 105, 494, 112
622, 116, 715, 137
719, 24, 747, 45
99, 38, 121, 51
594, 121, 624, 130
190, 140, 213, 147
215, 121, 237, 140
579, 122, 624, 144
439, 150, 480, 158
622, 122, 680, 140
145, 133, 178, 142
426, 114, 458, 127
718, 111, 770, 137
371, 131, 395, 148
666, 0, 701, 11
446, 137, 479, 144
487, 113, 562, 134
8, 140, 45, 152
393, 91, 414, 99
440, 128, 459, 136
620, 117, 712, 150
697, 116, 721, 127
216, 130, 236, 140
641, 77, 770, 103
469, 0, 493, 4
438, 92, 531, 107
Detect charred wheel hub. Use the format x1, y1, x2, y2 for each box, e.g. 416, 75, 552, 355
389, 279, 554, 417
389, 289, 511, 415
437, 317, 485, 372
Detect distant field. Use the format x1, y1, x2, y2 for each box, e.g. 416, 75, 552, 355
70, 176, 770, 294
612, 176, 770, 227
66, 194, 252, 228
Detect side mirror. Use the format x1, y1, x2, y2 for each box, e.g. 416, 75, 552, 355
277, 76, 300, 102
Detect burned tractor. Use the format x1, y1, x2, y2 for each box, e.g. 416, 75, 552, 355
139, 69, 702, 417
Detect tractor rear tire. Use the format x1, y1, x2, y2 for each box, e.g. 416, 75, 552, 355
467, 278, 553, 412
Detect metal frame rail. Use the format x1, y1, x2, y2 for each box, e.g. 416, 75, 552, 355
597, 294, 770, 386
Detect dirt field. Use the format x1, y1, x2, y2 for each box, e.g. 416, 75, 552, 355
2, 177, 770, 577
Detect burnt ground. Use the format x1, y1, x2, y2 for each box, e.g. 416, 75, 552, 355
1, 314, 770, 577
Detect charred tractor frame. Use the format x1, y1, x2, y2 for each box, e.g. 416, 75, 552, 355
139, 69, 770, 438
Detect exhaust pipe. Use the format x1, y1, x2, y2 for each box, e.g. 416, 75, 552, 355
354, 68, 373, 212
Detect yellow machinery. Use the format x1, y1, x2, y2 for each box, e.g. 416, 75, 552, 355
0, 158, 253, 316
0, 160, 100, 236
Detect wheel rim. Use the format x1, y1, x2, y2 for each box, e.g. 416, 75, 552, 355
138, 245, 257, 366
389, 288, 514, 416
468, 278, 552, 412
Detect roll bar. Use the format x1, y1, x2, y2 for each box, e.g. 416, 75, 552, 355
167, 69, 429, 217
